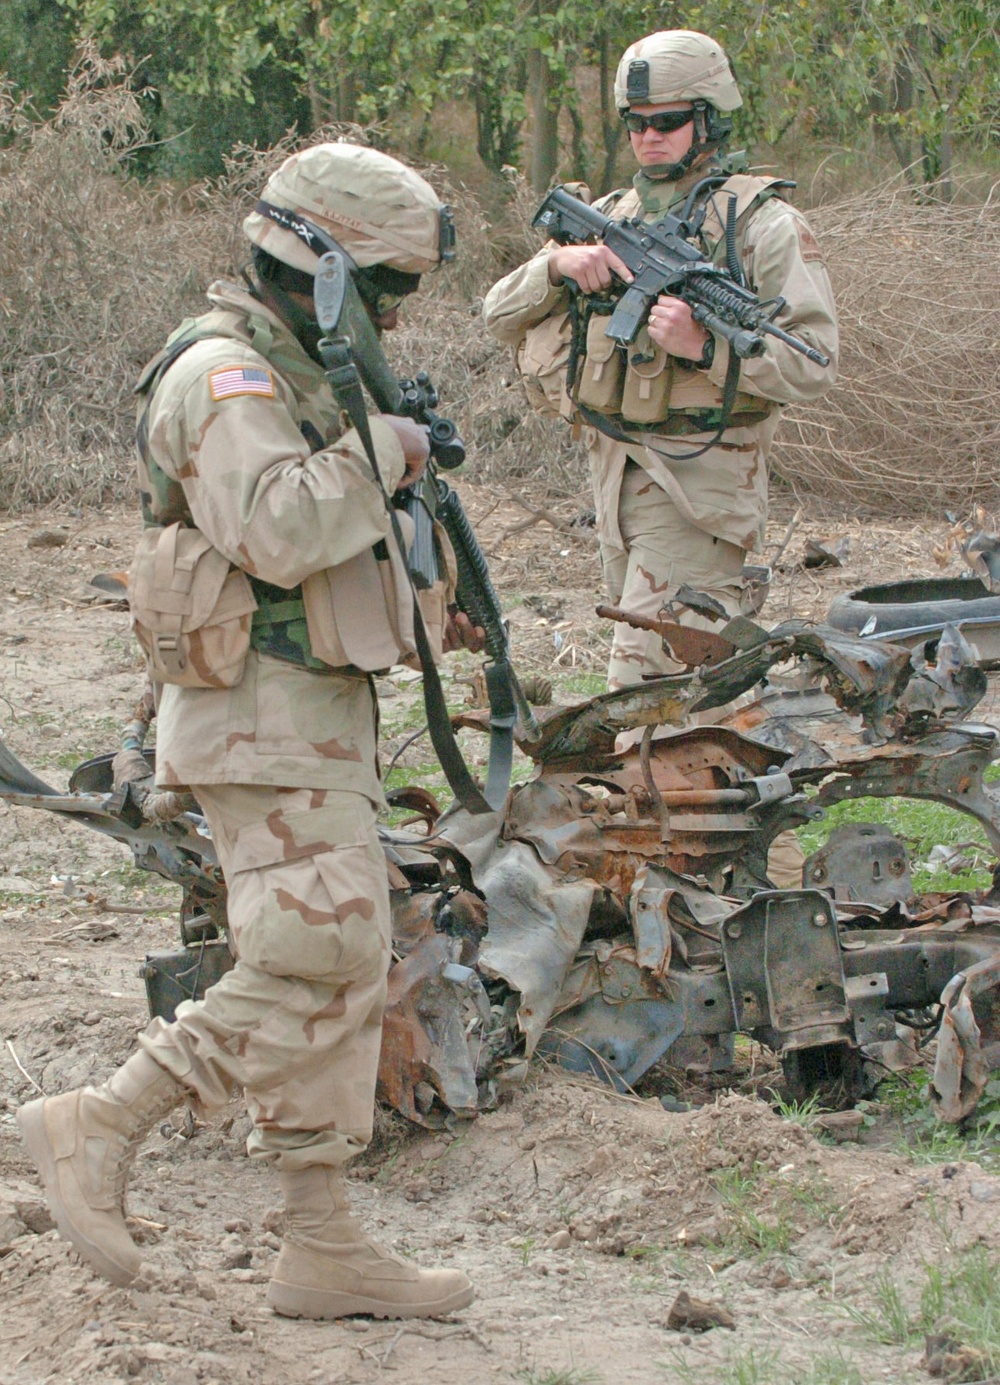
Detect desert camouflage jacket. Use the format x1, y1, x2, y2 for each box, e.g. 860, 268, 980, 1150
483, 164, 838, 555
138, 279, 409, 802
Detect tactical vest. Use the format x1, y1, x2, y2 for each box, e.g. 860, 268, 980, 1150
570, 174, 787, 437
134, 304, 416, 676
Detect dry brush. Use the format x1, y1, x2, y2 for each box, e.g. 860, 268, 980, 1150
1, 59, 997, 519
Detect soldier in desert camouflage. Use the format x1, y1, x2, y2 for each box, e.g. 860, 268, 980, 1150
483, 30, 839, 694
17, 142, 475, 1321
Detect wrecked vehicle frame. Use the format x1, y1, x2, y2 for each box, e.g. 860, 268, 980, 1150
3, 614, 1000, 1132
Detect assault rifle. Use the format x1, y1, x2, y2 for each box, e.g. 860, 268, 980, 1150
312, 251, 537, 812
325, 264, 533, 708
532, 183, 829, 367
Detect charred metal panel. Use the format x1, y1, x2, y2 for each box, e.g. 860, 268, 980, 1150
720, 891, 851, 1050
803, 824, 912, 905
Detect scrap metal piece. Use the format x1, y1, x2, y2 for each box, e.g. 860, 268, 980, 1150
930, 952, 1000, 1121
538, 939, 716, 1091
629, 864, 673, 981
897, 623, 988, 723
803, 823, 912, 905
782, 624, 912, 738
473, 831, 598, 1053
720, 890, 851, 1049
844, 971, 893, 1046
141, 941, 235, 1025
804, 725, 1000, 854
378, 933, 486, 1126
595, 604, 736, 667
0, 736, 224, 920
454, 621, 916, 762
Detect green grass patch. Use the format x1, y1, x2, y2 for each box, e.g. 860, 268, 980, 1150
554, 671, 607, 701
868, 1067, 1000, 1169
796, 794, 995, 894
842, 1247, 1000, 1371
708, 1161, 837, 1260
670, 1346, 866, 1385
515, 1369, 600, 1385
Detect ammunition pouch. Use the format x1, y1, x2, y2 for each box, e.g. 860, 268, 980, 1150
128, 523, 256, 688
620, 326, 672, 426
574, 311, 625, 415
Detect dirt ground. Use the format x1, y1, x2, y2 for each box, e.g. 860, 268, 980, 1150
2, 488, 1000, 1385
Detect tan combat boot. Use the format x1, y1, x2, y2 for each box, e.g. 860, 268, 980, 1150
267, 1165, 474, 1320
17, 1049, 186, 1286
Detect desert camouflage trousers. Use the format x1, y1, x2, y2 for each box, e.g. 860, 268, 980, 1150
601, 461, 805, 889
139, 782, 391, 1170
602, 459, 748, 693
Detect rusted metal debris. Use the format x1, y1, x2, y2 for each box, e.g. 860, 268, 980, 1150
3, 613, 1000, 1129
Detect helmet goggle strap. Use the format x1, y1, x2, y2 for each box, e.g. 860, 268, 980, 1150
251, 201, 421, 348
254, 199, 356, 268
255, 196, 455, 271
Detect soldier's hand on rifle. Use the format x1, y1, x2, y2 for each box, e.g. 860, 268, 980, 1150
444, 609, 486, 654
382, 415, 430, 489
547, 244, 633, 294
646, 294, 713, 363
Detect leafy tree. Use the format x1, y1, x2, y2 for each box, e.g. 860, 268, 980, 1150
0, 0, 77, 118
2, 0, 995, 192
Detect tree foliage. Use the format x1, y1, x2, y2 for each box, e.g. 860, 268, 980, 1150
0, 0, 995, 190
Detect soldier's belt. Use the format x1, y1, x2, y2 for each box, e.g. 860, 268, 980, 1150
619, 407, 773, 437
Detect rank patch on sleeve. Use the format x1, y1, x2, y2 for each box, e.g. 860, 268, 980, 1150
209, 366, 276, 401
796, 223, 824, 263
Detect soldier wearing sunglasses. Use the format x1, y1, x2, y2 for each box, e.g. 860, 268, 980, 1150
484, 32, 838, 785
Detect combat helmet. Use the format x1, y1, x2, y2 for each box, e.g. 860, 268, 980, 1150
243, 141, 455, 278
614, 30, 741, 115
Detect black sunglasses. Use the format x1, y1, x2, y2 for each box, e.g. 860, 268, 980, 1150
620, 108, 694, 135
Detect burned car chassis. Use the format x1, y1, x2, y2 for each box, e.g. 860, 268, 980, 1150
3, 617, 1000, 1131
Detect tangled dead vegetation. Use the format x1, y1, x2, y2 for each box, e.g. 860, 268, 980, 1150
774, 181, 1000, 516
1, 59, 997, 517
0, 51, 227, 509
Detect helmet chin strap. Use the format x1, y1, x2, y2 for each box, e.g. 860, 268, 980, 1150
639, 147, 704, 182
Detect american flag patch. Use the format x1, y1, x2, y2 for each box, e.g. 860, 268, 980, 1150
209, 365, 275, 401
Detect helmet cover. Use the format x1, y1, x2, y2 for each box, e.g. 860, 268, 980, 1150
243, 142, 449, 276
614, 31, 742, 114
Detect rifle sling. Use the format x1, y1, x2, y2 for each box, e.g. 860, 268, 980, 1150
322, 343, 505, 816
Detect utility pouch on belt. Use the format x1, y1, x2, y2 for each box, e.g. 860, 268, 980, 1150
515, 311, 575, 421
301, 531, 416, 672
620, 326, 673, 425
128, 523, 257, 687
574, 312, 624, 414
